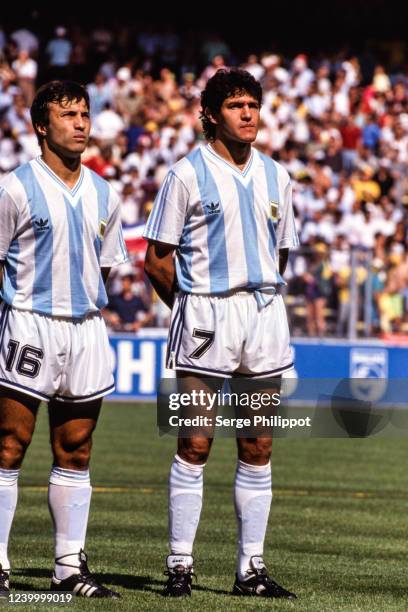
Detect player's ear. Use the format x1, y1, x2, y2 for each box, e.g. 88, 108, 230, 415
205, 108, 218, 126
35, 123, 47, 137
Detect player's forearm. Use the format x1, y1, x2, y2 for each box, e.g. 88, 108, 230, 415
145, 265, 176, 309
145, 242, 177, 309
279, 248, 289, 277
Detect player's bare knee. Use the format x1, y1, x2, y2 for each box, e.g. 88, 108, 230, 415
178, 437, 210, 464
0, 430, 32, 468
238, 438, 272, 464
52, 431, 92, 470
53, 443, 91, 470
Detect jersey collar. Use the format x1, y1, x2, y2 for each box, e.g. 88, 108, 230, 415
35, 156, 85, 201
204, 144, 255, 178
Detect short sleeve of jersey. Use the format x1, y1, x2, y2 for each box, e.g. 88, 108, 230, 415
100, 188, 129, 267
276, 180, 300, 249
143, 170, 189, 245
0, 186, 19, 260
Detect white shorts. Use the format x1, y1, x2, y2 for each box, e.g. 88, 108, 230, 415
166, 291, 294, 378
0, 303, 115, 403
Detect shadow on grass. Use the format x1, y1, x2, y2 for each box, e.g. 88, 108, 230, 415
11, 569, 51, 591
100, 573, 231, 596
12, 569, 231, 596
8, 581, 39, 591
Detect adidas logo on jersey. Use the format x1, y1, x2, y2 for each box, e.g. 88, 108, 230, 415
35, 217, 50, 231
206, 202, 221, 214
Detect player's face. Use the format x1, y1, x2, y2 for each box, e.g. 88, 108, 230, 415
213, 92, 260, 144
42, 97, 91, 158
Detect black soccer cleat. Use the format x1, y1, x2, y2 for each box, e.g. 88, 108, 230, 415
232, 556, 297, 599
50, 550, 120, 598
163, 554, 195, 597
0, 565, 10, 597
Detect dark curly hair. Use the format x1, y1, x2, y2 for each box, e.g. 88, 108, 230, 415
31, 80, 90, 144
200, 68, 263, 141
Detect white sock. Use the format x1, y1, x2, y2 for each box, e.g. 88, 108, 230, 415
169, 454, 204, 556
0, 468, 19, 572
166, 553, 194, 571
48, 466, 92, 580
234, 460, 272, 581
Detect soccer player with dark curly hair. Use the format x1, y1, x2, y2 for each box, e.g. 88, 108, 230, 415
144, 68, 298, 599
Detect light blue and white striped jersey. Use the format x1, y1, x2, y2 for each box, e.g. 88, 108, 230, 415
0, 157, 128, 318
144, 144, 299, 294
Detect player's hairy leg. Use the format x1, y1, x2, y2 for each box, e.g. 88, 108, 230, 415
48, 399, 102, 470
47, 398, 119, 597
176, 372, 225, 464
237, 436, 272, 465
163, 372, 224, 596
0, 389, 40, 469
232, 377, 281, 464
0, 390, 39, 579
231, 378, 283, 589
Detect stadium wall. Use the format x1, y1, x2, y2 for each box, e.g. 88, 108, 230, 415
108, 331, 408, 401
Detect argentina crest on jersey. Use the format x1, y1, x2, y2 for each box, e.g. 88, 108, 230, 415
269, 200, 281, 224
99, 218, 107, 240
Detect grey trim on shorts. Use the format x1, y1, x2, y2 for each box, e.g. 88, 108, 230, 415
173, 361, 294, 379
53, 383, 116, 403
0, 379, 50, 401
0, 380, 115, 404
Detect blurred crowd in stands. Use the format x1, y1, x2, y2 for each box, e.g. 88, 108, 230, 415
1, 22, 408, 338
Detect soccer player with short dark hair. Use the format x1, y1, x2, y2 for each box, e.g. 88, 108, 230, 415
0, 80, 128, 598
144, 69, 298, 599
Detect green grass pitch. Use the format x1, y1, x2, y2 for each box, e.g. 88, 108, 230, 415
7, 402, 408, 611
